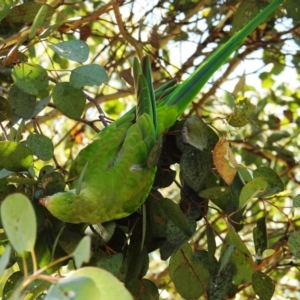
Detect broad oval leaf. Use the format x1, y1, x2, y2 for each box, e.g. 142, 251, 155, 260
0, 96, 14, 121
213, 137, 237, 185
70, 64, 108, 88
239, 177, 268, 209
40, 171, 65, 196
9, 84, 36, 119
1, 194, 37, 254
52, 82, 86, 120
253, 166, 284, 197
252, 271, 275, 300
288, 231, 300, 259
49, 40, 89, 62
68, 267, 133, 300
0, 141, 33, 171
169, 243, 210, 299
161, 198, 191, 237
181, 116, 208, 150
46, 275, 100, 300
72, 236, 91, 268
11, 63, 48, 95
5, 3, 54, 24
26, 133, 54, 161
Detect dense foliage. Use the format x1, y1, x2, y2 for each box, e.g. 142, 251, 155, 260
0, 0, 300, 299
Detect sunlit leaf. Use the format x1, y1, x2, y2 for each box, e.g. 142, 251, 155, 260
213, 137, 237, 185
72, 236, 91, 268
28, 4, 48, 39
49, 40, 89, 62
181, 116, 208, 150
0, 244, 11, 276
1, 194, 37, 254
239, 177, 268, 209
227, 98, 256, 127
0, 141, 33, 171
11, 64, 49, 95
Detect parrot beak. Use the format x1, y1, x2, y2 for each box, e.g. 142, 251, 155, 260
39, 197, 49, 207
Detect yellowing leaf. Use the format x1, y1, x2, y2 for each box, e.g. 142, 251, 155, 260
213, 137, 237, 185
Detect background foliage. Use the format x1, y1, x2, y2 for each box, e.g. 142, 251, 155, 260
1, 0, 300, 299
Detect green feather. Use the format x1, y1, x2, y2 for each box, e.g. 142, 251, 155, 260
40, 0, 283, 224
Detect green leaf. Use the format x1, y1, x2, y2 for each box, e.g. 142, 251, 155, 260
253, 166, 284, 196
26, 134, 54, 161
231, 0, 268, 34
52, 82, 86, 120
161, 198, 191, 237
0, 95, 14, 121
293, 194, 300, 207
222, 225, 254, 285
181, 116, 208, 150
0, 0, 11, 23
206, 226, 216, 258
40, 171, 66, 196
253, 217, 268, 262
267, 131, 290, 144
169, 243, 210, 299
9, 84, 36, 119
63, 267, 133, 300
70, 64, 108, 88
0, 141, 33, 171
219, 244, 235, 274
288, 231, 300, 259
129, 279, 159, 300
227, 98, 256, 127
28, 4, 48, 39
0, 244, 11, 276
5, 2, 54, 24
252, 271, 275, 300
199, 186, 231, 199
1, 193, 37, 254
11, 64, 49, 95
72, 236, 91, 268
46, 275, 100, 300
259, 72, 274, 89
239, 177, 268, 209
286, 0, 300, 21
49, 40, 89, 62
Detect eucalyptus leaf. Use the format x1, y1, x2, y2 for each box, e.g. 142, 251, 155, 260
49, 40, 89, 62
72, 236, 91, 268
52, 82, 86, 120
1, 194, 37, 254
70, 64, 108, 88
0, 141, 33, 171
26, 134, 54, 161
11, 64, 49, 95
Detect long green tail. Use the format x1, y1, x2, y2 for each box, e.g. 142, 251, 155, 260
160, 0, 283, 117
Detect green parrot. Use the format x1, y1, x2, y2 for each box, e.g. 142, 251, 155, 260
40, 0, 282, 224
